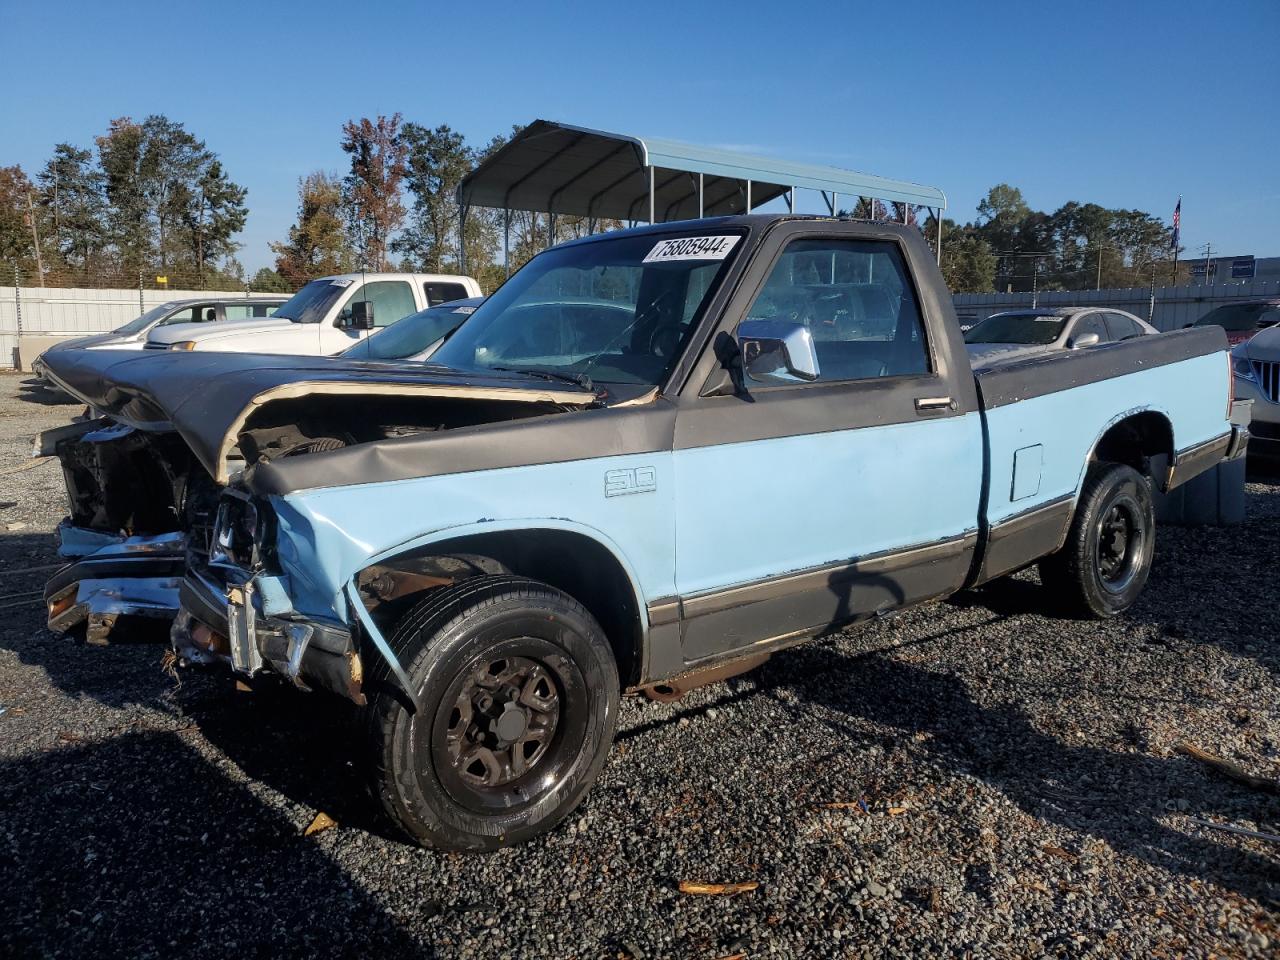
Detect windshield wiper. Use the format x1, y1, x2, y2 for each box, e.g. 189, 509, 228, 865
489, 366, 595, 392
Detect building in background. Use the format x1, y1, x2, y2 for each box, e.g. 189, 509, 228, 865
1176, 255, 1280, 284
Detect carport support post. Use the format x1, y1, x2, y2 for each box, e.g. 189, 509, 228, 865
647, 165, 655, 224
788, 187, 795, 213
458, 203, 469, 274
1148, 262, 1157, 322
503, 208, 511, 279
746, 180, 752, 214
698, 173, 704, 218
935, 209, 944, 265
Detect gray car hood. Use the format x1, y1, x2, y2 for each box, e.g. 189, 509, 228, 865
147, 316, 291, 345
44, 331, 137, 352
965, 342, 1054, 367
1241, 324, 1280, 361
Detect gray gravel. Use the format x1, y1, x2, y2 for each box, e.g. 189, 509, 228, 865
1, 369, 1277, 959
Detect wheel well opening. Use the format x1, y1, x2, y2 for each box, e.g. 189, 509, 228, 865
1092, 412, 1173, 477
360, 529, 644, 687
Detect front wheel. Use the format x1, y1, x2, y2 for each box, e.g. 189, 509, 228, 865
1038, 462, 1155, 618
365, 575, 619, 850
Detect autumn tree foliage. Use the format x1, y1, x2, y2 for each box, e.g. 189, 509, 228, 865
340, 114, 407, 270
271, 171, 354, 285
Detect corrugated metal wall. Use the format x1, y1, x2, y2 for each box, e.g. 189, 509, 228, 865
0, 286, 251, 368
953, 279, 1280, 331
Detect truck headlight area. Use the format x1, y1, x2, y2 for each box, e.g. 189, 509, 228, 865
1232, 354, 1257, 382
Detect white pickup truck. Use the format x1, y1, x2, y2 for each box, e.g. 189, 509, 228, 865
145, 272, 482, 355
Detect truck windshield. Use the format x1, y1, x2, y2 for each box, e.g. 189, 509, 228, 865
430, 231, 742, 386
273, 279, 349, 324
114, 302, 177, 335
342, 300, 479, 360
965, 313, 1065, 345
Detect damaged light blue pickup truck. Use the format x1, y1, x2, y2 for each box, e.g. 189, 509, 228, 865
39, 215, 1246, 850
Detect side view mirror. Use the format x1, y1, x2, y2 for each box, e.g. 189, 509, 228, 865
341, 300, 375, 330
738, 319, 820, 382
1068, 332, 1100, 350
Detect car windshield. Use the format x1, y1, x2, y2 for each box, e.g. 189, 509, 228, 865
114, 302, 177, 335
965, 313, 1066, 345
272, 278, 350, 324
430, 231, 742, 386
341, 300, 480, 360
1195, 303, 1280, 331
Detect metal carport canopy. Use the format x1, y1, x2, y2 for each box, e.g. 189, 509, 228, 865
457, 119, 947, 223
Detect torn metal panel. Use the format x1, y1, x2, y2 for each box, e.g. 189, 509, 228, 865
172, 581, 365, 705
46, 575, 183, 643
44, 529, 188, 641
55, 522, 185, 560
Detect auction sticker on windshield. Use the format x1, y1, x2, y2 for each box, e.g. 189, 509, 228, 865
643, 235, 739, 263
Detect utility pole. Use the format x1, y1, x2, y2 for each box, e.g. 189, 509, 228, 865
1096, 244, 1105, 290
24, 191, 44, 287
1201, 242, 1214, 285
1032, 256, 1040, 308
11, 260, 22, 337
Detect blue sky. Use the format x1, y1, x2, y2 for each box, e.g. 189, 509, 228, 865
3, 0, 1277, 273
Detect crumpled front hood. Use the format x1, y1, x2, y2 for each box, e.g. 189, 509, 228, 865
147, 317, 292, 345
40, 348, 599, 483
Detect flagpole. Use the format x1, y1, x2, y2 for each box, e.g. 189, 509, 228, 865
1170, 196, 1181, 285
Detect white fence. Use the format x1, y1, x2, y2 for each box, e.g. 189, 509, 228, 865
953, 279, 1280, 332
7, 279, 1280, 369
0, 285, 254, 369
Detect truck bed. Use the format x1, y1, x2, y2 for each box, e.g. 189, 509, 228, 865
971, 325, 1234, 583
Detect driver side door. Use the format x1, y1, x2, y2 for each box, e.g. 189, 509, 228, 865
671, 230, 984, 663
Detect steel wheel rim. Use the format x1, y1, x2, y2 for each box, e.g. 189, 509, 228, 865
425, 636, 588, 814
1095, 496, 1143, 592
445, 655, 560, 788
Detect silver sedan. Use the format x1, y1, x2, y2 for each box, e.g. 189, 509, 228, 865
965, 307, 1157, 367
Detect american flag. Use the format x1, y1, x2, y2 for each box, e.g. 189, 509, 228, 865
1171, 197, 1181, 251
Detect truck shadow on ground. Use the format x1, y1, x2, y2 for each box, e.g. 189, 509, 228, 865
755, 640, 1278, 907
0, 729, 429, 958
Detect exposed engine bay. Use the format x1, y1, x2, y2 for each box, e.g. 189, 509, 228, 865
40, 383, 593, 644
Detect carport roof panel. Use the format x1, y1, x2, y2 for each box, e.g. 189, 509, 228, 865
459, 119, 946, 221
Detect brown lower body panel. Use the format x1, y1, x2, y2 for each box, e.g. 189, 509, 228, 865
974, 494, 1075, 585
1165, 432, 1232, 492
655, 532, 979, 665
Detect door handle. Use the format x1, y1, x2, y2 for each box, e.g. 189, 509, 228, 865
915, 396, 955, 412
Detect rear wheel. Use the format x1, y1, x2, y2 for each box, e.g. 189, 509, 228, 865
1039, 462, 1155, 618
365, 575, 619, 850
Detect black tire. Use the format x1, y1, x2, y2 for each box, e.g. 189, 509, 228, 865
1039, 462, 1155, 618
364, 574, 619, 851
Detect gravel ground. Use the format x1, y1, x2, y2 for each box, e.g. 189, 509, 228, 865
1, 369, 1277, 959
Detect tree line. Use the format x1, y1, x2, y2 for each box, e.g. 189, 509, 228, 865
926, 184, 1182, 294
263, 115, 620, 294
2, 114, 1181, 296
1, 115, 247, 289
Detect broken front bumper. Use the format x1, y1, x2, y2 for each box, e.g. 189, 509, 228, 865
173, 568, 365, 704
44, 524, 186, 643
